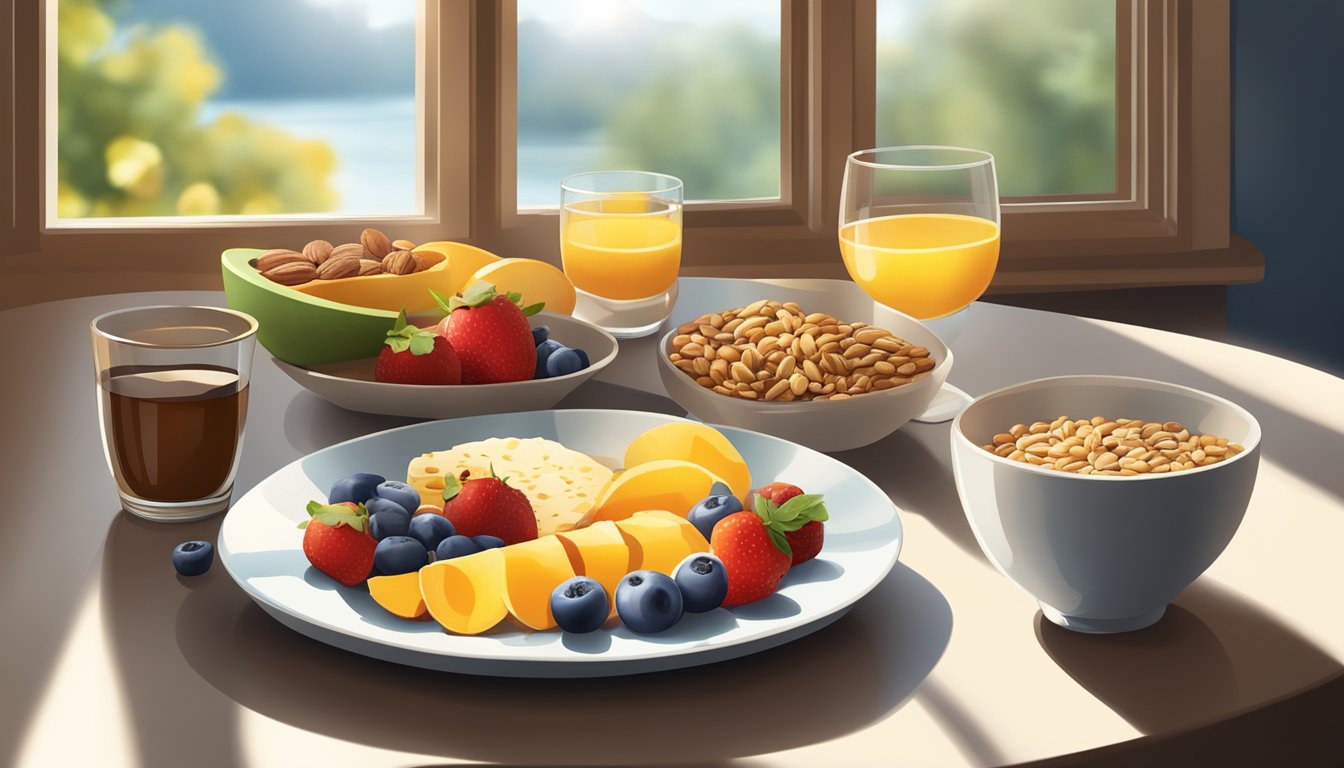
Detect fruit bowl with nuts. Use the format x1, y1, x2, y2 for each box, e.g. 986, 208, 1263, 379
655, 277, 952, 452
950, 375, 1262, 634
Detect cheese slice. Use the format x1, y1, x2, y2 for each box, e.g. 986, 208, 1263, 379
556, 521, 633, 613
419, 548, 508, 635
500, 537, 575, 630
407, 437, 614, 537
614, 510, 711, 576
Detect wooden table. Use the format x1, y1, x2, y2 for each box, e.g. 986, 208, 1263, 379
3, 291, 1341, 767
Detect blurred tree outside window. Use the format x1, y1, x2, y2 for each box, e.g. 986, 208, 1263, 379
876, 0, 1117, 197
55, 0, 417, 218
516, 0, 783, 207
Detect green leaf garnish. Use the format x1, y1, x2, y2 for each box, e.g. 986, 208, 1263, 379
441, 473, 462, 502
408, 333, 436, 356
447, 281, 498, 312
751, 492, 827, 552
767, 526, 793, 558
430, 288, 455, 316
383, 307, 439, 356
520, 302, 545, 317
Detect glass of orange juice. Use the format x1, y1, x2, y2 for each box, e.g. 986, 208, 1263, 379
561, 171, 683, 338
839, 146, 1000, 421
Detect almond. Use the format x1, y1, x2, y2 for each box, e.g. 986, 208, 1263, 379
358, 259, 384, 276
255, 249, 306, 272
361, 228, 394, 260
382, 250, 417, 275
302, 239, 334, 265
330, 243, 366, 262
392, 238, 416, 251
316, 257, 360, 280
262, 261, 317, 286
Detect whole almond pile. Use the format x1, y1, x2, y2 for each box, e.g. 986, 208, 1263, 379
667, 299, 936, 402
255, 228, 426, 286
982, 416, 1247, 475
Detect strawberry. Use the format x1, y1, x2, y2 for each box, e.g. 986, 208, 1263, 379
711, 489, 830, 605
431, 283, 543, 384
376, 309, 462, 385
440, 468, 539, 545
299, 501, 376, 586
752, 483, 827, 565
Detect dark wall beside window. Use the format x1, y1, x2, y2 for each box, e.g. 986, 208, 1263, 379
1229, 0, 1344, 376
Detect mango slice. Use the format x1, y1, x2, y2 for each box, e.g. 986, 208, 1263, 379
419, 548, 508, 635
500, 537, 576, 630
414, 241, 501, 295
556, 521, 633, 612
469, 258, 577, 315
368, 571, 428, 619
615, 510, 710, 576
580, 459, 726, 526
623, 423, 751, 500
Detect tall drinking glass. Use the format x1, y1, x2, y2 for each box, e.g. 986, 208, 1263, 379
561, 171, 683, 339
839, 146, 1000, 421
92, 306, 258, 521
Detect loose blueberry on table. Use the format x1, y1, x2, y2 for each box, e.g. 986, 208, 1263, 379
171, 540, 214, 577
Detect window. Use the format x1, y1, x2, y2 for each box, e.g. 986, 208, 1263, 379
875, 0, 1117, 199
54, 0, 419, 220
5, 1, 1247, 295
516, 0, 781, 206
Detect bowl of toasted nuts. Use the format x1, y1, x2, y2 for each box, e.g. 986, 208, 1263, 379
950, 375, 1261, 634
655, 278, 952, 452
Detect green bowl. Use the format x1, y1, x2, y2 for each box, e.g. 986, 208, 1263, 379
222, 248, 399, 366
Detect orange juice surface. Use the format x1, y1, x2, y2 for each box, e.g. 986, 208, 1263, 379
561, 200, 681, 301
839, 213, 1000, 319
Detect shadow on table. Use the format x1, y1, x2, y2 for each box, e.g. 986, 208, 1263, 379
1035, 579, 1344, 736
280, 391, 420, 456
100, 511, 246, 768
170, 562, 952, 764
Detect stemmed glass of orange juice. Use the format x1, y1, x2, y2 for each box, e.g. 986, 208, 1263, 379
839, 146, 1000, 421
561, 171, 683, 339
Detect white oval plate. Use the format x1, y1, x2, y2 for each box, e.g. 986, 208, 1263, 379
219, 409, 903, 677
272, 311, 619, 419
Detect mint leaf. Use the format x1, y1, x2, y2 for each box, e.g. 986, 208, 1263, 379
753, 494, 776, 525
441, 473, 462, 502
520, 302, 545, 317
774, 494, 828, 524
408, 332, 436, 356
766, 526, 793, 558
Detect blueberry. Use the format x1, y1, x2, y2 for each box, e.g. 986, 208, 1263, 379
374, 480, 421, 515
550, 576, 610, 633
546, 347, 583, 377
408, 513, 456, 551
573, 348, 590, 369
687, 493, 744, 542
171, 540, 214, 577
472, 534, 506, 550
673, 553, 729, 613
535, 339, 563, 379
374, 536, 428, 576
368, 507, 411, 541
531, 325, 550, 347
328, 472, 385, 506
615, 570, 684, 634
435, 535, 480, 561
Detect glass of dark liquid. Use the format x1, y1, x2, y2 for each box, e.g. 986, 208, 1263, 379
91, 306, 258, 521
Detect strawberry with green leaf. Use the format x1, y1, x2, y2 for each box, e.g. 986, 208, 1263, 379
710, 491, 829, 606
440, 467, 539, 545
299, 501, 377, 586
754, 482, 829, 565
376, 309, 462, 385
431, 282, 543, 384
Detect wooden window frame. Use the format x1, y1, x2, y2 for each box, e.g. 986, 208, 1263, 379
0, 0, 1260, 306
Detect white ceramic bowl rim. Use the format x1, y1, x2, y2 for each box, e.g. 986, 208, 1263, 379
655, 325, 954, 411
952, 374, 1262, 482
